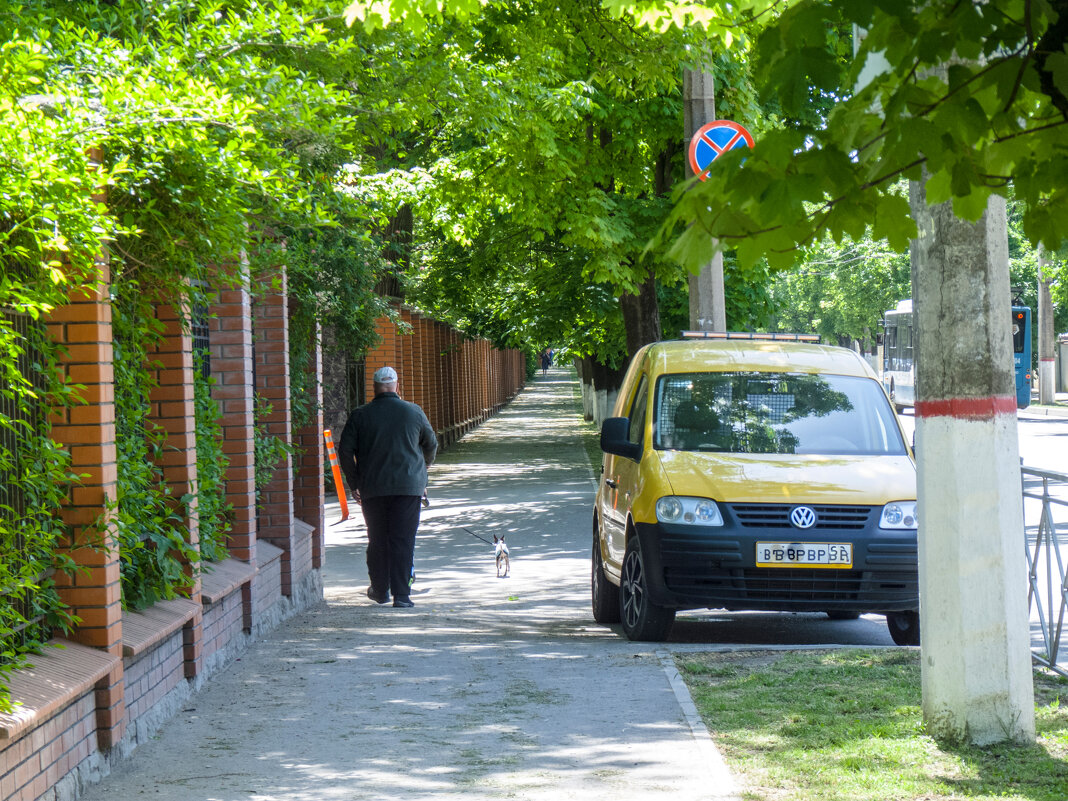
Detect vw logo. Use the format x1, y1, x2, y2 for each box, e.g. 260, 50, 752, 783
790, 506, 817, 529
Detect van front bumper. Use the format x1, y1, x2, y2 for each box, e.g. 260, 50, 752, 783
633, 507, 918, 613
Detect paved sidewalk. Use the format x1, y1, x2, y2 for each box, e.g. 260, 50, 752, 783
1022, 390, 1068, 418
80, 367, 738, 801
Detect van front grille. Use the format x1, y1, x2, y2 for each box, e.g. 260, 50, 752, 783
729, 504, 873, 530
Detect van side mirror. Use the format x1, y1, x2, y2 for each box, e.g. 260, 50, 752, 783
600, 417, 642, 462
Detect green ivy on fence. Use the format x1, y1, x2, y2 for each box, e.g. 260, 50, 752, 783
112, 282, 197, 610
193, 352, 232, 563
0, 297, 83, 716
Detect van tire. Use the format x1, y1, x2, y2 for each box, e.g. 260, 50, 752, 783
592, 531, 621, 624
886, 611, 920, 646
619, 537, 675, 642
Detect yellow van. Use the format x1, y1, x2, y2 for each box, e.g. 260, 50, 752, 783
593, 334, 919, 643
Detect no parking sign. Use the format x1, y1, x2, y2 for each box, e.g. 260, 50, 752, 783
688, 120, 754, 181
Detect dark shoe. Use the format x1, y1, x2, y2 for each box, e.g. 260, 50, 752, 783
393, 597, 415, 608
367, 586, 390, 604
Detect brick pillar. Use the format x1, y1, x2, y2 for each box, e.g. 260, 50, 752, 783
253, 267, 296, 596
291, 313, 325, 572
47, 262, 126, 749
443, 328, 456, 444
454, 331, 463, 434
418, 313, 431, 414
498, 349, 505, 407
432, 321, 446, 437
458, 338, 467, 431
209, 276, 257, 629
150, 298, 203, 678
477, 340, 484, 421
467, 339, 476, 427
481, 340, 490, 420
408, 313, 424, 411
457, 337, 466, 431
464, 339, 474, 427
400, 307, 415, 399
421, 315, 433, 414
366, 316, 397, 399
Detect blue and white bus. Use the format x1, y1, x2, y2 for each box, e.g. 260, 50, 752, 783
881, 299, 1032, 411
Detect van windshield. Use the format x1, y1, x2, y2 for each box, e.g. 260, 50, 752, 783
653, 372, 906, 456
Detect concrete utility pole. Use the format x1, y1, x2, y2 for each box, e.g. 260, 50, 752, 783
909, 181, 1036, 745
684, 67, 726, 332
1038, 244, 1055, 405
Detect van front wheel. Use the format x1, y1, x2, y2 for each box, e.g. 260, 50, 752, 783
619, 538, 675, 642
592, 533, 621, 624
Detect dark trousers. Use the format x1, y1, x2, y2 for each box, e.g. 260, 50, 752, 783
360, 495, 421, 599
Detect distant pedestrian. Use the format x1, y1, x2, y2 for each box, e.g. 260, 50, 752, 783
541, 348, 552, 376
338, 366, 438, 608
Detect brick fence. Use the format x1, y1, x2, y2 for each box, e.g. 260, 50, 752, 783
1, 273, 524, 801
354, 307, 526, 450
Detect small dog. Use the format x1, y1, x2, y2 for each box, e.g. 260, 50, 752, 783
494, 535, 510, 578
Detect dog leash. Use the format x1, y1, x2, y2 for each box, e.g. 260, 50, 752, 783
461, 526, 495, 546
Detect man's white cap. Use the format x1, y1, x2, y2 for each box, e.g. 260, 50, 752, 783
373, 366, 398, 383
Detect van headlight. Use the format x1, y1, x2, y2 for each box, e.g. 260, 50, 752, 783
656, 497, 724, 526
879, 501, 917, 530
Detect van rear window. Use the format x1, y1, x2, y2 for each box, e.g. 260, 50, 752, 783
654, 372, 906, 456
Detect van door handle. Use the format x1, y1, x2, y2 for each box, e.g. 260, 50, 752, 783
605, 478, 618, 489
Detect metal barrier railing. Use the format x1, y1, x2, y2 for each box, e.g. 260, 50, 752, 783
1022, 466, 1068, 677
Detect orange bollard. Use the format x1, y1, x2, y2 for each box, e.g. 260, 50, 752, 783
323, 429, 349, 522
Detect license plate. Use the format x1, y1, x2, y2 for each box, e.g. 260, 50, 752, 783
756, 542, 853, 568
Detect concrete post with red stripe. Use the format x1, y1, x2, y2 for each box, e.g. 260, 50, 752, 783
910, 183, 1035, 744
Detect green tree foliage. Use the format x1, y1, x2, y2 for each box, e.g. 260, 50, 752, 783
769, 229, 911, 348
343, 0, 1063, 343
1007, 200, 1068, 356
657, 1, 1068, 269
354, 0, 773, 364
767, 197, 1064, 360
1, 0, 405, 705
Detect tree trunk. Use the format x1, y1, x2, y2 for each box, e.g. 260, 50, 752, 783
589, 359, 626, 427
576, 357, 594, 421
909, 178, 1035, 745
1038, 244, 1055, 405
620, 271, 662, 359
375, 203, 412, 299
593, 122, 663, 360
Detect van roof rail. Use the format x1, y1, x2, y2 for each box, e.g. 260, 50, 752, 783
680, 331, 821, 342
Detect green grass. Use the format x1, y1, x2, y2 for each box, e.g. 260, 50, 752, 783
679, 649, 1068, 801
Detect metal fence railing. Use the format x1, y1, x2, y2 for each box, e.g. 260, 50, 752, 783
1, 309, 50, 652
1022, 465, 1068, 677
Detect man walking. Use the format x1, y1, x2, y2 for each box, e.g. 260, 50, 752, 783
338, 366, 438, 608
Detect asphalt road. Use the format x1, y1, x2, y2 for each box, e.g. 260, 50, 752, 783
894, 405, 1068, 473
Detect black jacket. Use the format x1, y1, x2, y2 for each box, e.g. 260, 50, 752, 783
338, 392, 438, 499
